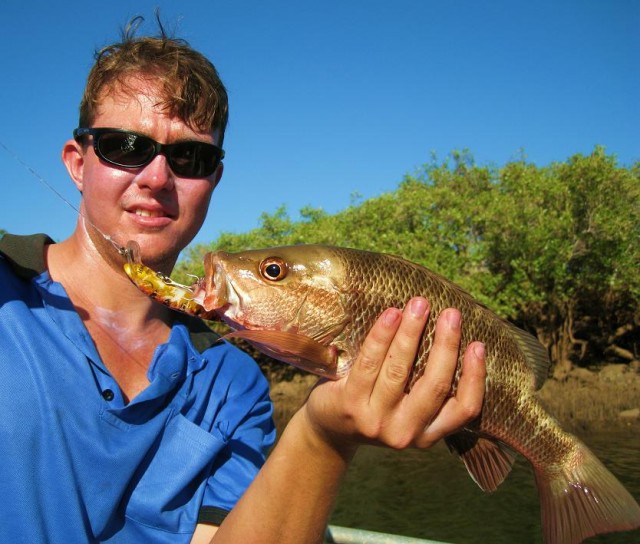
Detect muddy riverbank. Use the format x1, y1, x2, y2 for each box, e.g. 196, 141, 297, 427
267, 363, 640, 433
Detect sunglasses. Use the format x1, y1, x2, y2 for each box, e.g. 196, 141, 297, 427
73, 127, 224, 179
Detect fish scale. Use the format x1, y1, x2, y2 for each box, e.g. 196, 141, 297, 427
124, 242, 640, 544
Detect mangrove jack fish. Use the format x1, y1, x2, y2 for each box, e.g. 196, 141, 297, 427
124, 242, 640, 544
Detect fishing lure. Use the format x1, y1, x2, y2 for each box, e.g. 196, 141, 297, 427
123, 241, 209, 317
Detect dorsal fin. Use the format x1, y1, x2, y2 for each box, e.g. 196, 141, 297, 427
506, 322, 550, 390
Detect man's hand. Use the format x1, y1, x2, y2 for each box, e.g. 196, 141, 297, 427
302, 297, 486, 455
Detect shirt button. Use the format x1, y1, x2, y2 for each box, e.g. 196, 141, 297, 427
102, 389, 115, 401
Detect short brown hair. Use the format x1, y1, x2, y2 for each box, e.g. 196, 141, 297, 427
78, 16, 228, 144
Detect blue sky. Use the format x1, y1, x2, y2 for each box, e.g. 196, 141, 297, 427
1, 1, 638, 254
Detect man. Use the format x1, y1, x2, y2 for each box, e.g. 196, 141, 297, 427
0, 21, 485, 543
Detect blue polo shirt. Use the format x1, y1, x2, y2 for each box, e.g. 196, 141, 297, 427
0, 234, 276, 543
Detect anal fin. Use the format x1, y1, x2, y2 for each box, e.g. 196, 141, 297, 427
445, 431, 516, 492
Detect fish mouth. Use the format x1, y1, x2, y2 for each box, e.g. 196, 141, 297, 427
196, 253, 237, 316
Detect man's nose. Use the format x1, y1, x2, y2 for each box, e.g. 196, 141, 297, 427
134, 154, 175, 191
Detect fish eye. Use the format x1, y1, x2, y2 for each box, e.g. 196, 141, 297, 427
259, 257, 288, 281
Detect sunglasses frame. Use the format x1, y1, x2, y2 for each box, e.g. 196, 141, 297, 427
73, 127, 225, 179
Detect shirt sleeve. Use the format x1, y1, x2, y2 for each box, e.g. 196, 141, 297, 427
198, 344, 276, 520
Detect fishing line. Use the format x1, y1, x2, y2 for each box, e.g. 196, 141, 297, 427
0, 140, 128, 256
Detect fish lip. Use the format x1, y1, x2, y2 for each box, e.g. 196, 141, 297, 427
199, 254, 238, 314
190, 283, 207, 307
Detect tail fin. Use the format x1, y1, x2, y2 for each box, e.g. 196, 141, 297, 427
534, 441, 640, 544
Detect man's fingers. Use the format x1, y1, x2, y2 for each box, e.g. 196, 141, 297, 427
372, 297, 429, 402
411, 308, 463, 407
305, 298, 487, 452
346, 306, 402, 394
375, 307, 463, 443
417, 340, 487, 448
450, 341, 486, 418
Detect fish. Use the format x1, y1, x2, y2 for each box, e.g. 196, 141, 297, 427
123, 241, 640, 544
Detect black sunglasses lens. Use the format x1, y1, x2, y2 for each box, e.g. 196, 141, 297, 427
87, 130, 222, 177
96, 132, 155, 167
168, 142, 220, 177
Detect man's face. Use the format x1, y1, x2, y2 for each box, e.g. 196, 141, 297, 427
71, 78, 222, 269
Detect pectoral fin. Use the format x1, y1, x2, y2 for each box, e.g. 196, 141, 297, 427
223, 330, 340, 378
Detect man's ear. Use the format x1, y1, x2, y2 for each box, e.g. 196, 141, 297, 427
61, 139, 86, 193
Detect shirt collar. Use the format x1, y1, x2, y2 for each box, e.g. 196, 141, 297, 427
0, 232, 53, 279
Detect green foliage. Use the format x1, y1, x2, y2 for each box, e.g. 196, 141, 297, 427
478, 148, 639, 375
176, 147, 639, 376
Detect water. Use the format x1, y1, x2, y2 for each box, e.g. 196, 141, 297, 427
329, 430, 640, 544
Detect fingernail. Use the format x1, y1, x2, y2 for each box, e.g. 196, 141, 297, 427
409, 297, 429, 318
473, 342, 485, 359
446, 309, 461, 330
382, 308, 401, 327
